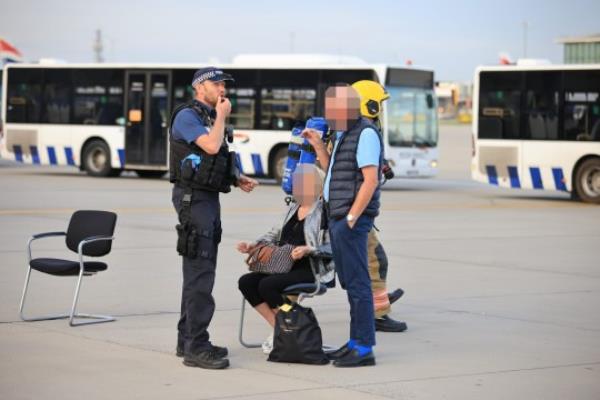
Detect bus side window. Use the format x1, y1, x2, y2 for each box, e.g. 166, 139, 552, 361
259, 88, 316, 130
523, 71, 560, 141
478, 72, 522, 140
258, 69, 318, 130
227, 88, 256, 129
563, 70, 600, 141
72, 69, 124, 126
6, 68, 43, 123
171, 69, 196, 111
42, 69, 72, 124
223, 69, 258, 130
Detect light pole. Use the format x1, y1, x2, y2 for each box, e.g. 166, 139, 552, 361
522, 21, 528, 58
93, 29, 104, 63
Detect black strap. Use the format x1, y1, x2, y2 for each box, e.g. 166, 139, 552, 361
179, 186, 193, 225
321, 202, 329, 230
169, 103, 193, 134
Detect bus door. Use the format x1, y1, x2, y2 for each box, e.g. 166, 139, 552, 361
124, 71, 171, 168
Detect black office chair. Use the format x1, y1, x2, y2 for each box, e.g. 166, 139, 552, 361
19, 210, 118, 327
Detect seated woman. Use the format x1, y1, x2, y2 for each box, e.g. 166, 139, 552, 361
237, 164, 332, 354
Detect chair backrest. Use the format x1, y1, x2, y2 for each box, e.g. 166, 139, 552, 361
66, 210, 117, 256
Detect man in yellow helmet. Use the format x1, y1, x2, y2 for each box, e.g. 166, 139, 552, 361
351, 80, 407, 333
303, 80, 407, 333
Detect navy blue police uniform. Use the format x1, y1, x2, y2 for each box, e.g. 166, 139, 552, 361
169, 68, 237, 367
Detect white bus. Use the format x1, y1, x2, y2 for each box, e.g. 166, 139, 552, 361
471, 64, 600, 203
1, 57, 439, 180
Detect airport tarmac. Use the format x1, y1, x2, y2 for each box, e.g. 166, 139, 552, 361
1, 124, 599, 400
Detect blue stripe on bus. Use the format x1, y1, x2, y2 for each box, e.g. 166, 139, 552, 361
13, 145, 23, 162
508, 166, 521, 188
251, 153, 264, 176
47, 146, 58, 165
552, 168, 567, 191
30, 146, 40, 165
235, 153, 244, 174
64, 147, 75, 166
486, 165, 498, 185
118, 149, 125, 168
529, 167, 544, 189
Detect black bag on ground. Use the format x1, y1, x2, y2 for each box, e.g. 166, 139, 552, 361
268, 303, 329, 365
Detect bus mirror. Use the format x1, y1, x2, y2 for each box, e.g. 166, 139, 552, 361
426, 94, 434, 109
129, 109, 142, 122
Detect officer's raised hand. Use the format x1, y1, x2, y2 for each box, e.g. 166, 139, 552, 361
216, 96, 232, 118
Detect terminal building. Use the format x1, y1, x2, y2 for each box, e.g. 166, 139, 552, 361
557, 33, 600, 64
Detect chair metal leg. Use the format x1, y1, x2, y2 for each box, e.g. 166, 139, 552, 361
19, 267, 115, 326
68, 270, 115, 327
238, 297, 261, 348
20, 267, 70, 322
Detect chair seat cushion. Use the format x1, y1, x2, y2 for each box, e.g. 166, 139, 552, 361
30, 258, 108, 276
282, 283, 327, 296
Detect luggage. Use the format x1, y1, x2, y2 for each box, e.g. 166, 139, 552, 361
268, 303, 329, 365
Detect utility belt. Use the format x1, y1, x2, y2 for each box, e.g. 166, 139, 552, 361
172, 147, 237, 259
175, 186, 221, 259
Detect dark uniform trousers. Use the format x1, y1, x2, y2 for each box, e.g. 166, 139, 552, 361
172, 186, 222, 355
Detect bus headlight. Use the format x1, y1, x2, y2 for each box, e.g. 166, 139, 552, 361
430, 160, 438, 168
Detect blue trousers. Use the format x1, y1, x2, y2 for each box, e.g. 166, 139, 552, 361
329, 215, 376, 347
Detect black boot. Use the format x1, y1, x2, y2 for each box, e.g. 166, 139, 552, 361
375, 315, 407, 332
183, 349, 230, 369
177, 344, 228, 358
333, 349, 376, 368
387, 288, 404, 305
326, 343, 352, 361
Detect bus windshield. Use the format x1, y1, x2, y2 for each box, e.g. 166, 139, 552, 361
386, 86, 438, 147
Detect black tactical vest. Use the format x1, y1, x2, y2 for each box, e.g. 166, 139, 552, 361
168, 101, 237, 193
327, 117, 383, 220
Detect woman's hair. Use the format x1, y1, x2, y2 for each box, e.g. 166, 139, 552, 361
313, 165, 325, 189
293, 163, 325, 194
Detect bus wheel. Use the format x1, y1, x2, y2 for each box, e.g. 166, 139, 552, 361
135, 170, 166, 179
271, 146, 288, 184
82, 139, 115, 177
574, 158, 600, 204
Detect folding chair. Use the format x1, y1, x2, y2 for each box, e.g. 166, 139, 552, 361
19, 210, 117, 327
238, 248, 333, 348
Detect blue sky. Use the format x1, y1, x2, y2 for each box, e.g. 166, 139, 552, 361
1, 0, 599, 81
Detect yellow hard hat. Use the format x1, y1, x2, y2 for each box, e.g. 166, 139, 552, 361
351, 80, 390, 118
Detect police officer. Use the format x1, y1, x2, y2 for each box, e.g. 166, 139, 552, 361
170, 67, 258, 370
